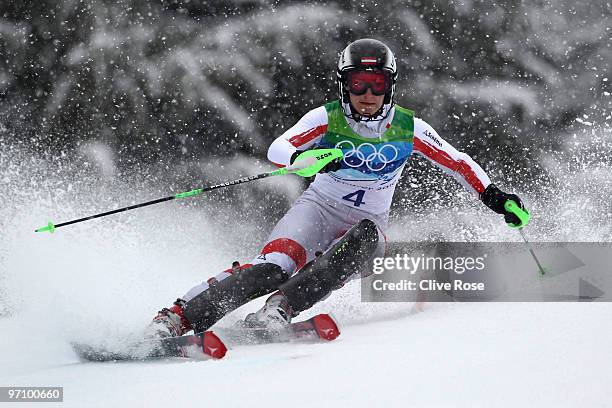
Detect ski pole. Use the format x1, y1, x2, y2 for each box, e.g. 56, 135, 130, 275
505, 200, 547, 276
35, 148, 343, 233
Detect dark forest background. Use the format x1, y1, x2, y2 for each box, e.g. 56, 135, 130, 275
0, 0, 610, 217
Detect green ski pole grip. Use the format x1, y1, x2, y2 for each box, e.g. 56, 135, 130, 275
504, 200, 530, 228
292, 148, 344, 178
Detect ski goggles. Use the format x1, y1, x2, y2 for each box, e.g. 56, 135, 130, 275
345, 70, 391, 96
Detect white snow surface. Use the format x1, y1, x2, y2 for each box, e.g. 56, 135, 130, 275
1, 301, 610, 407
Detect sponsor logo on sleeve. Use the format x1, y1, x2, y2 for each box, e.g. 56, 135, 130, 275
424, 129, 443, 148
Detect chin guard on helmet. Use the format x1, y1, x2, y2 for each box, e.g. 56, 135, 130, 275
337, 38, 397, 121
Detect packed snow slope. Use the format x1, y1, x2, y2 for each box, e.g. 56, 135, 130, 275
1, 302, 610, 408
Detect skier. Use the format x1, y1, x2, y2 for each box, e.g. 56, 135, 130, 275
149, 38, 528, 340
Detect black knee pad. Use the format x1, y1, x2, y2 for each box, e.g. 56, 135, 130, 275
279, 219, 380, 314
184, 263, 288, 332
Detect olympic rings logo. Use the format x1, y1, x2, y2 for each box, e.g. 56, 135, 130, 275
335, 140, 399, 171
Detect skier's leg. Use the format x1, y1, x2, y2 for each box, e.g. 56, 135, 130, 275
149, 261, 259, 337
239, 191, 368, 328
182, 263, 289, 332
248, 218, 384, 327
278, 218, 381, 315
249, 190, 344, 275
161, 191, 344, 333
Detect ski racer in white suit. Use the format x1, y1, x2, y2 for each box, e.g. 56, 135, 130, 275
150, 39, 528, 337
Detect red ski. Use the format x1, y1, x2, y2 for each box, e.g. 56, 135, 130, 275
217, 313, 340, 345
72, 330, 227, 362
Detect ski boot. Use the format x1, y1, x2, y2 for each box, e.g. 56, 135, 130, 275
146, 299, 192, 357
244, 292, 294, 330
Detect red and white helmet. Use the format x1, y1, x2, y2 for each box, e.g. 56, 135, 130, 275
337, 39, 398, 111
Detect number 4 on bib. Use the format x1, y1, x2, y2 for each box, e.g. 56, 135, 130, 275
342, 190, 366, 207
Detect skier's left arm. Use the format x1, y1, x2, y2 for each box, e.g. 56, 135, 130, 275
413, 118, 528, 226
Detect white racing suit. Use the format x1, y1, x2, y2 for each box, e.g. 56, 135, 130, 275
182, 100, 491, 303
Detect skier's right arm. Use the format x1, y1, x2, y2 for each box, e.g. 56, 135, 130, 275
267, 106, 328, 167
